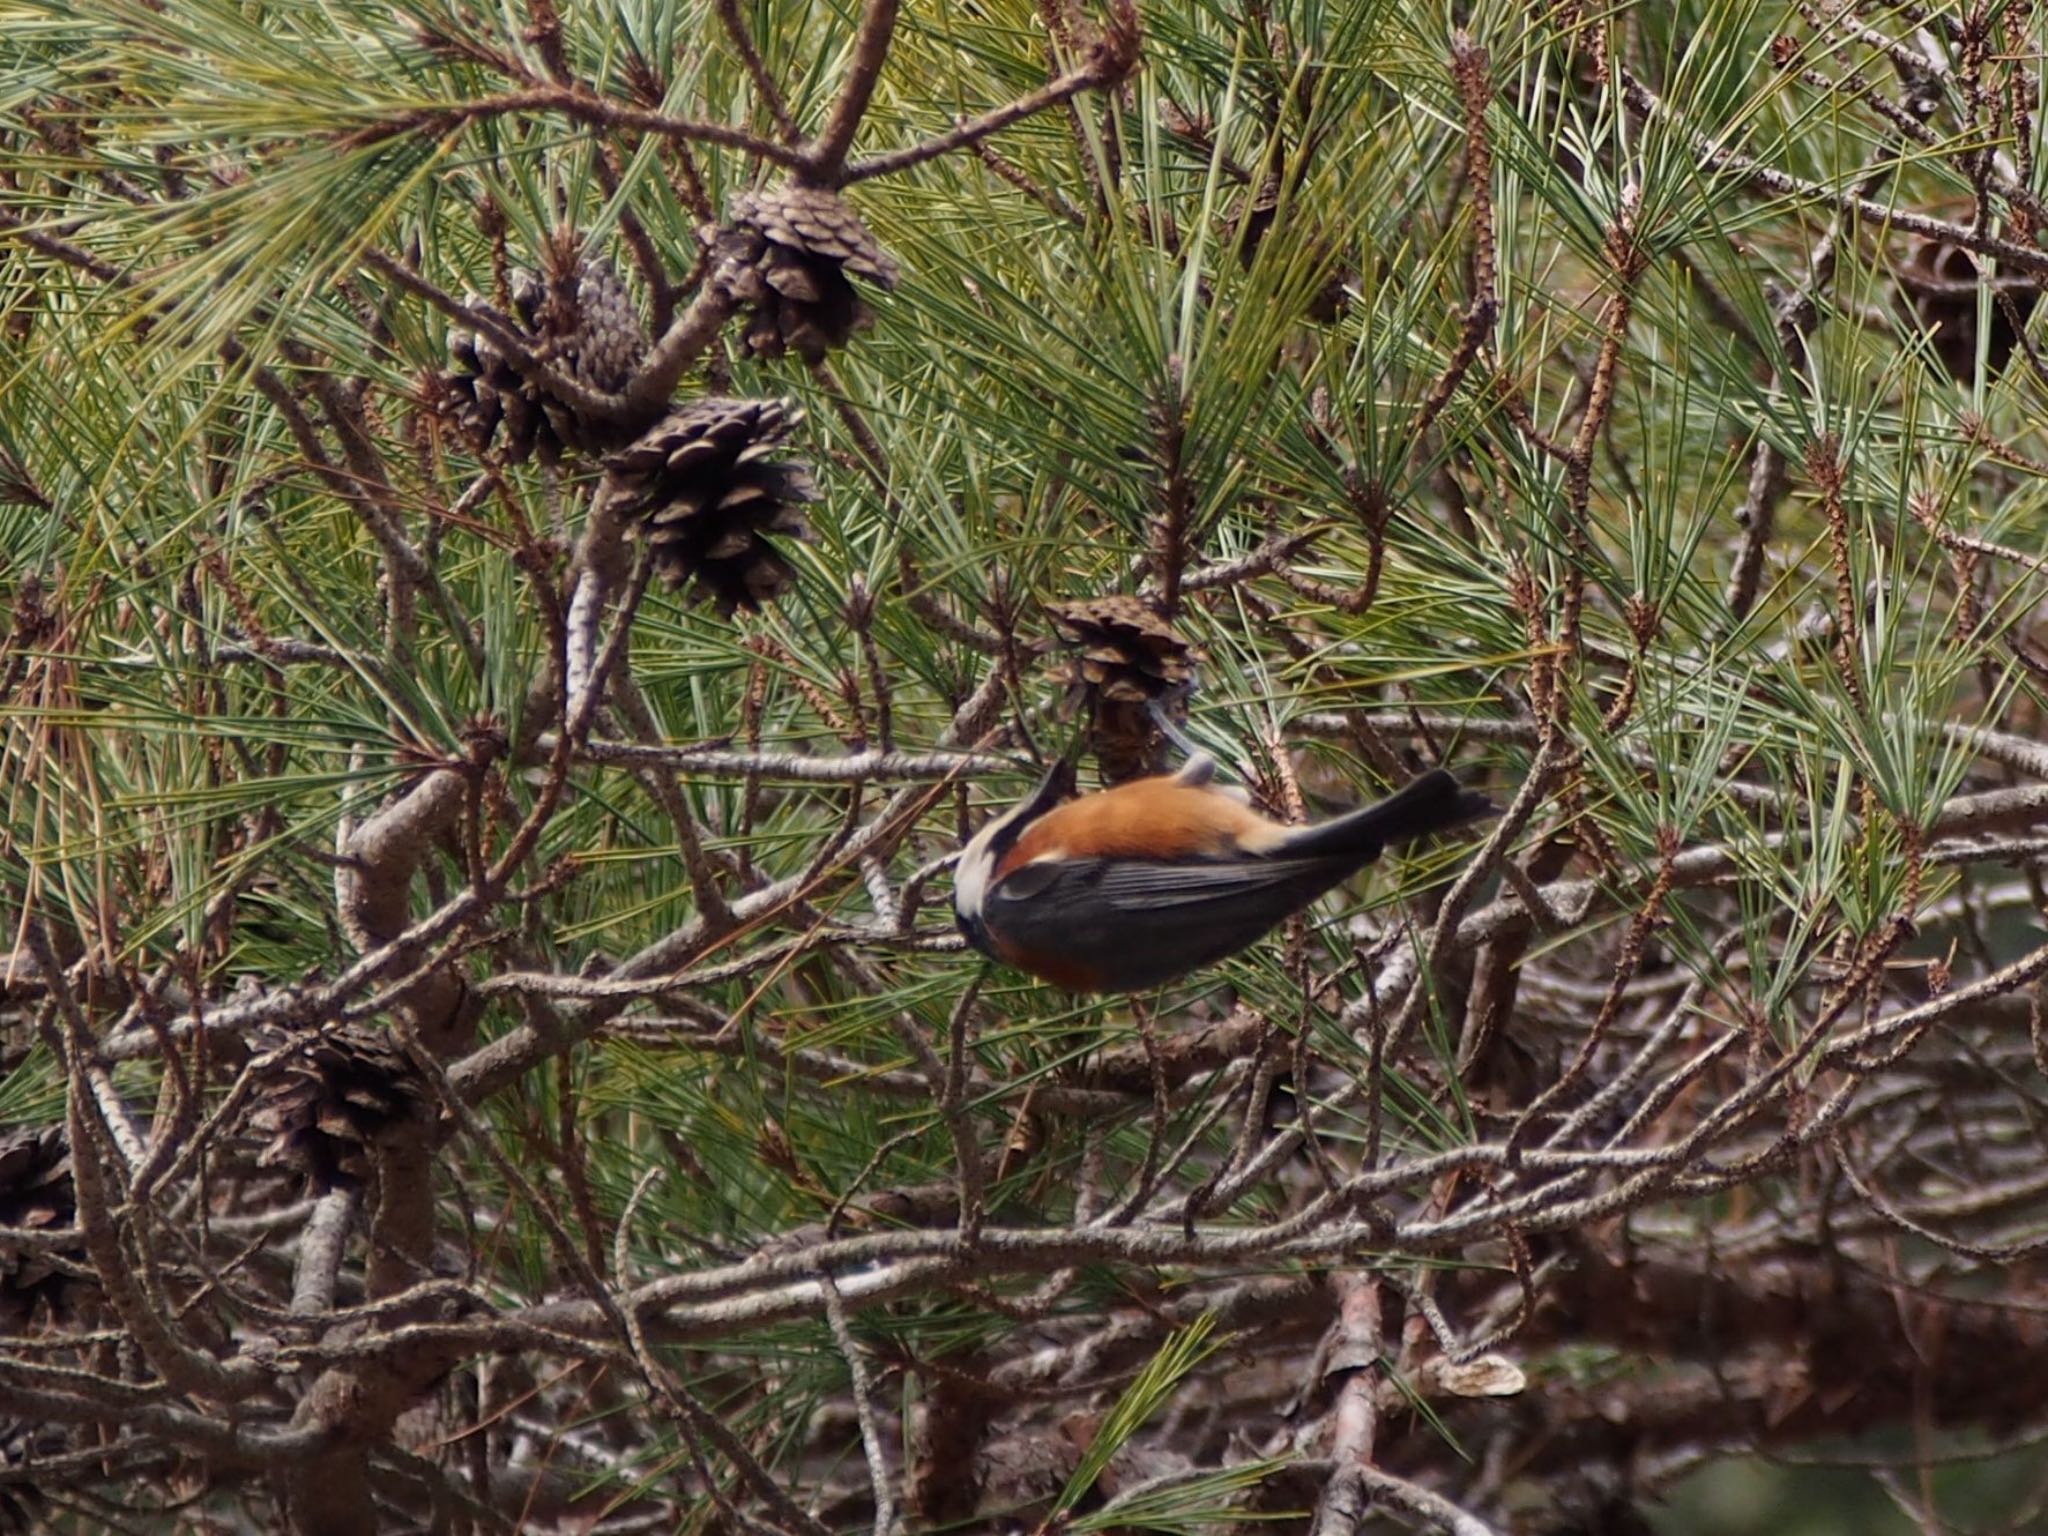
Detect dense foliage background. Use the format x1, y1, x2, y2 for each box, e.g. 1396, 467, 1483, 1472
4, 0, 2048, 1531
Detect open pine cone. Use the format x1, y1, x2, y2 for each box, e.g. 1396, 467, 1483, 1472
1045, 595, 1201, 784
441, 251, 646, 464
248, 1024, 430, 1188
709, 186, 901, 364
604, 396, 820, 613
1898, 234, 2040, 380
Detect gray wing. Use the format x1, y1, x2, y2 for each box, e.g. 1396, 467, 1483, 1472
995, 853, 1351, 905
988, 855, 1357, 989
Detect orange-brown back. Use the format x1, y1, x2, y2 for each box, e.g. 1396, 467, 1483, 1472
998, 776, 1286, 876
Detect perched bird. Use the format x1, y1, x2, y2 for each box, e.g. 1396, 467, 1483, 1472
954, 754, 1495, 992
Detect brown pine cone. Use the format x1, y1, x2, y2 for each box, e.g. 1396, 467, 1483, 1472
605, 397, 821, 613
1898, 235, 2039, 380
440, 252, 647, 463
709, 185, 901, 364
1045, 595, 1201, 784
247, 1024, 430, 1188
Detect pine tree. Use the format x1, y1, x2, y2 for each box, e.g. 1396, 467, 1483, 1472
2, 3, 2045, 1533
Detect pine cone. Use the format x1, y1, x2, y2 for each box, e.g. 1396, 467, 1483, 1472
1898, 235, 2039, 380
605, 397, 820, 613
1045, 596, 1200, 784
248, 1025, 430, 1188
0, 1125, 77, 1332
440, 252, 647, 464
709, 186, 901, 364
1230, 175, 1349, 323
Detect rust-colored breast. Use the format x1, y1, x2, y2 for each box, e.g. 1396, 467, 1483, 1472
996, 776, 1283, 877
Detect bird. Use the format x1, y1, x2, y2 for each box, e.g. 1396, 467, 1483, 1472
953, 753, 1496, 992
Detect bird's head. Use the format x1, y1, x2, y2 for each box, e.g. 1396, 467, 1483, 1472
952, 759, 1076, 953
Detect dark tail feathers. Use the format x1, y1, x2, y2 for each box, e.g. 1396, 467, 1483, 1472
1276, 768, 1495, 863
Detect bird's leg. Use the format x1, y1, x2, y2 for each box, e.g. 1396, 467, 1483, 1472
1145, 692, 1210, 773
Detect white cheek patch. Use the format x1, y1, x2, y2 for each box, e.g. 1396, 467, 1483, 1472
953, 807, 1028, 918
952, 834, 996, 917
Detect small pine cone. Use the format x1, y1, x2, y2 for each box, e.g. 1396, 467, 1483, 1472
605, 397, 820, 613
1898, 235, 2039, 380
710, 186, 901, 364
441, 271, 553, 463
531, 254, 645, 450
0, 1126, 77, 1332
547, 255, 644, 396
1046, 594, 1199, 703
1045, 595, 1201, 784
1230, 177, 1348, 323
439, 255, 647, 463
247, 1024, 430, 1188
